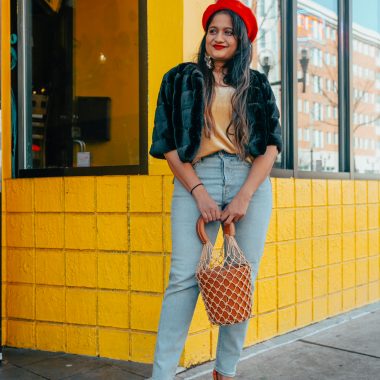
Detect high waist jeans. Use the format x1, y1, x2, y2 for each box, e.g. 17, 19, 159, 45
151, 151, 273, 379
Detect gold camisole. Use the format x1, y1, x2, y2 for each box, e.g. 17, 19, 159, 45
192, 86, 253, 165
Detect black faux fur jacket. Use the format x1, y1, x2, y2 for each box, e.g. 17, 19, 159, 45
149, 62, 282, 162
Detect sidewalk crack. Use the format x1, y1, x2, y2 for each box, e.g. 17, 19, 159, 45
299, 339, 380, 360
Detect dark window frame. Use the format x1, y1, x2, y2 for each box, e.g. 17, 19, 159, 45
17, 0, 148, 178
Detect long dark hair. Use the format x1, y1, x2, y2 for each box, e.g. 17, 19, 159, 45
197, 9, 252, 159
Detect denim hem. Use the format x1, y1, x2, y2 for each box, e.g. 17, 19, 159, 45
214, 366, 236, 378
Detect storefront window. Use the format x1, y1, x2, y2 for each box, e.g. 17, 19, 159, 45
24, 0, 141, 170
296, 0, 339, 172
352, 0, 380, 174
250, 0, 282, 168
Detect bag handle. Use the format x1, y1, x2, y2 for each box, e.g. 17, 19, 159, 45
196, 215, 235, 244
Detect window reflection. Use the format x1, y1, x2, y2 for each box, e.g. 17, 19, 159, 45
297, 0, 339, 172
31, 0, 140, 169
352, 0, 380, 174
249, 0, 282, 167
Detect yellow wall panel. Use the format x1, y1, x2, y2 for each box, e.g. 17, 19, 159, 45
342, 205, 355, 232
98, 291, 129, 329
278, 305, 296, 334
66, 289, 97, 325
342, 180, 355, 204
35, 178, 64, 212
66, 251, 97, 287
258, 244, 277, 279
130, 254, 164, 293
5, 179, 34, 212
97, 214, 128, 251
295, 239, 312, 270
355, 180, 367, 204
35, 213, 64, 249
296, 208, 312, 239
7, 248, 35, 283
130, 215, 163, 252
276, 178, 295, 208
313, 296, 328, 321
257, 311, 277, 341
35, 249, 65, 286
7, 284, 35, 319
130, 294, 162, 331
98, 329, 130, 361
277, 209, 295, 241
36, 323, 65, 352
98, 253, 129, 290
295, 179, 312, 207
296, 300, 313, 327
367, 181, 378, 203
368, 282, 380, 301
64, 177, 96, 212
181, 330, 211, 367
327, 180, 342, 205
356, 284, 369, 306
130, 332, 156, 363
97, 177, 128, 212
7, 320, 35, 349
35, 286, 65, 322
6, 214, 34, 248
342, 288, 356, 310
66, 325, 97, 356
312, 180, 327, 206
130, 176, 163, 212
278, 274, 296, 308
277, 242, 295, 274
257, 278, 277, 313
328, 235, 342, 264
328, 292, 342, 315
65, 214, 96, 250
296, 270, 312, 302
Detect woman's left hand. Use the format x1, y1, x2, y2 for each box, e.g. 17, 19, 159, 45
220, 193, 251, 225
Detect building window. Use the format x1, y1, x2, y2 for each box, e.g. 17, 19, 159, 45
251, 0, 282, 168
352, 0, 380, 174
297, 0, 339, 172
17, 0, 146, 175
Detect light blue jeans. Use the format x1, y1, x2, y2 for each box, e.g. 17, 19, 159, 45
151, 150, 273, 379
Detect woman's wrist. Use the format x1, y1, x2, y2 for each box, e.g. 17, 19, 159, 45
238, 186, 255, 201
190, 182, 204, 195
191, 184, 207, 198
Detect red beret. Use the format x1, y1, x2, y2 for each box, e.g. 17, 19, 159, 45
202, 0, 258, 42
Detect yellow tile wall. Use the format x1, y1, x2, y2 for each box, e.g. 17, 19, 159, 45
2, 176, 379, 368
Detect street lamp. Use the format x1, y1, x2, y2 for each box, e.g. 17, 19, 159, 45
259, 49, 275, 77
299, 48, 309, 93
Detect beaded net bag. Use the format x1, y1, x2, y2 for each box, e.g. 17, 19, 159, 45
195, 216, 253, 326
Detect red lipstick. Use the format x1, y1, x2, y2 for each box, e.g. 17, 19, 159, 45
213, 44, 226, 50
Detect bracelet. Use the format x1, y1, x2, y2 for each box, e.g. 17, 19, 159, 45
190, 182, 204, 195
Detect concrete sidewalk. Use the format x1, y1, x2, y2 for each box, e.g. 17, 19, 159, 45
0, 301, 379, 379
178, 301, 380, 380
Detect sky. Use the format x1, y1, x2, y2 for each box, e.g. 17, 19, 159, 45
314, 0, 379, 32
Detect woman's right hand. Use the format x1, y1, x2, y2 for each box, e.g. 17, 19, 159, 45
192, 186, 221, 223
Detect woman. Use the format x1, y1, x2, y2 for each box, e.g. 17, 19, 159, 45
149, 1, 282, 379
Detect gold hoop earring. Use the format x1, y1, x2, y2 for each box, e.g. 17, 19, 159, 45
204, 54, 214, 70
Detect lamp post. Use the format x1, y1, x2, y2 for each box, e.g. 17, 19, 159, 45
299, 48, 309, 93
259, 49, 275, 78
